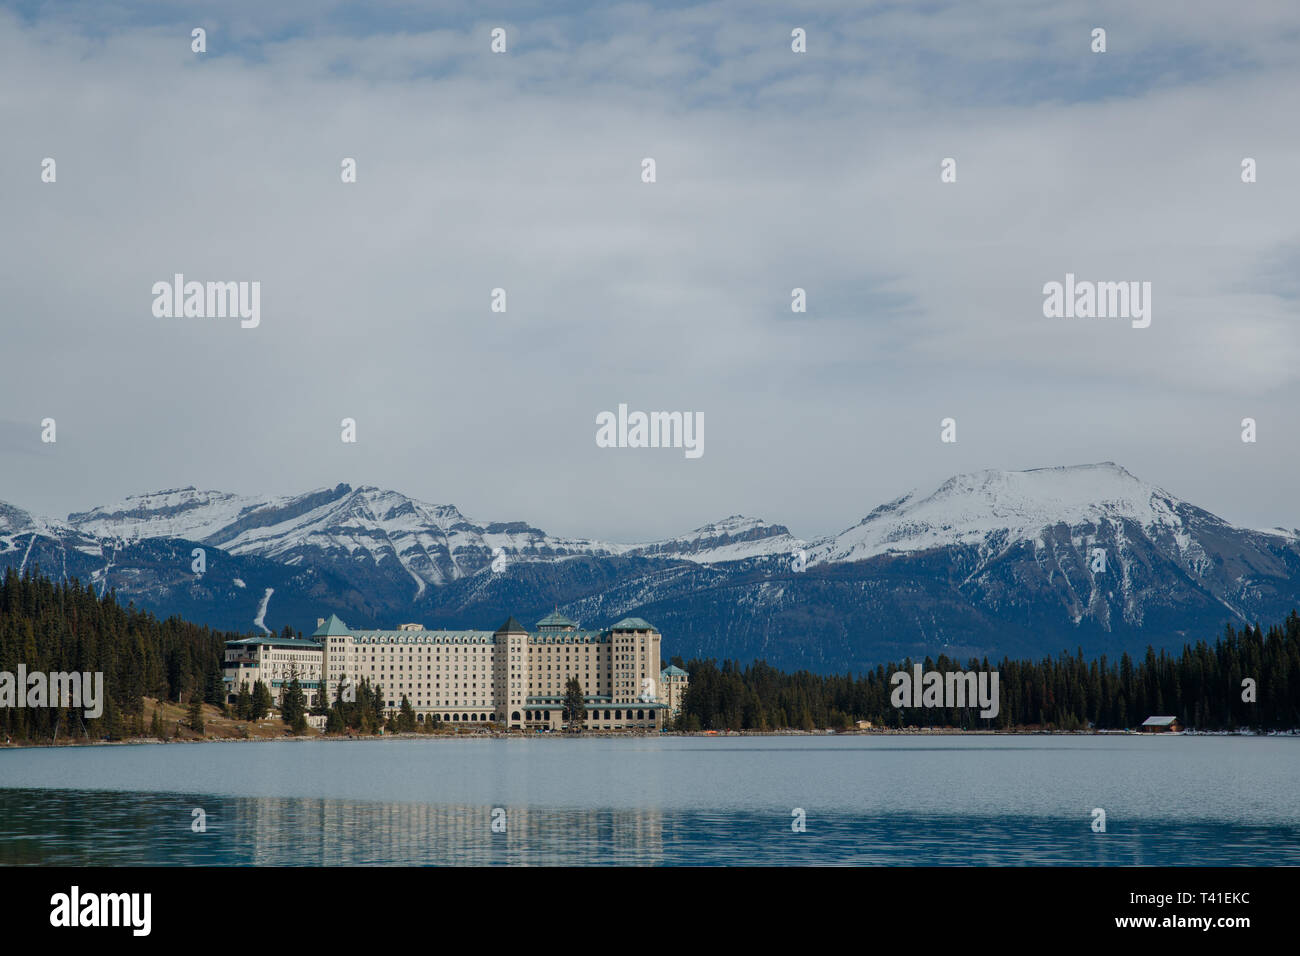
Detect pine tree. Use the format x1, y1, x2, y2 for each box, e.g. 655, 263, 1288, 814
250, 680, 272, 721
310, 682, 330, 716
282, 675, 307, 733
188, 690, 205, 734
105, 698, 125, 741
397, 695, 417, 733
371, 683, 386, 733
205, 667, 224, 706
563, 676, 586, 732
326, 707, 344, 734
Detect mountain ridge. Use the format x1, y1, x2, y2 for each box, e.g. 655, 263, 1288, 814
5, 462, 1299, 672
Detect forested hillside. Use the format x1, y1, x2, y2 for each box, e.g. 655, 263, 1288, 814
0, 567, 233, 741
5, 565, 1298, 742
672, 613, 1300, 732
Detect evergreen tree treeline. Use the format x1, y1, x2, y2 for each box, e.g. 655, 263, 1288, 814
5, 567, 1298, 739
326, 676, 389, 734
674, 613, 1300, 733
0, 567, 235, 741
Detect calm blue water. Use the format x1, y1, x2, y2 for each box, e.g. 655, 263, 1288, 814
0, 735, 1296, 865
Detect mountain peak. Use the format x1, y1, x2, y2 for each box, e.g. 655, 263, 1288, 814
0, 502, 37, 535
626, 514, 796, 562
1023, 461, 1139, 480
8, 465, 1299, 675
67, 487, 251, 541
817, 462, 1201, 565
928, 461, 1158, 505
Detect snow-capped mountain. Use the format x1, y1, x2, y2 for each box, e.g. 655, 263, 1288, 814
0, 502, 36, 535
809, 463, 1196, 564
625, 515, 800, 563
5, 463, 1299, 672
64, 484, 798, 587
66, 487, 257, 543
70, 484, 619, 598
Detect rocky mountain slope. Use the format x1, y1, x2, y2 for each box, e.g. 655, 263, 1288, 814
4, 463, 1297, 672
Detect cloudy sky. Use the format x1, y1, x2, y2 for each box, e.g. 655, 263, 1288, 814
2, 0, 1298, 543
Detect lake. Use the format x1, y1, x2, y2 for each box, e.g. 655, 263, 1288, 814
1, 735, 1296, 865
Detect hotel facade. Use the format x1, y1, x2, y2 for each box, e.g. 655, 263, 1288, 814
223, 634, 326, 708
227, 611, 687, 732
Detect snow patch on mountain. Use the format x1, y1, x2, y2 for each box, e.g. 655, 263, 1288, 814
68, 487, 260, 542
254, 588, 274, 634
57, 485, 799, 584
809, 462, 1209, 565
17, 463, 1284, 601
627, 515, 799, 563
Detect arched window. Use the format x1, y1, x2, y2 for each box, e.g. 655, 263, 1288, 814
637, 709, 645, 720
511, 711, 521, 722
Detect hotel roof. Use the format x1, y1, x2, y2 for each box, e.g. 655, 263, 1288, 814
612, 617, 654, 630
537, 611, 578, 628
299, 612, 657, 641
311, 614, 352, 637
226, 635, 323, 649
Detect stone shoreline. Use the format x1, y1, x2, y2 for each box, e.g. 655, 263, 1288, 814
3, 726, 1295, 750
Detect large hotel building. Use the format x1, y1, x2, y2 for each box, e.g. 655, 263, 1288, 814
224, 611, 687, 731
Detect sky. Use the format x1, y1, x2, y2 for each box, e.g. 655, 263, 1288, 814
1, 0, 1299, 543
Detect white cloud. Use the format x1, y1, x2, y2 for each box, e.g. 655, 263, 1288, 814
1, 1, 1297, 541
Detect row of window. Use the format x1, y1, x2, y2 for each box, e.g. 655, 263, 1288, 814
521, 709, 653, 721
338, 635, 650, 646
412, 713, 491, 722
